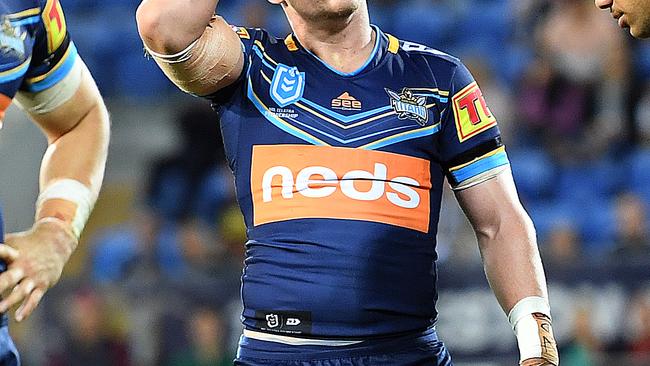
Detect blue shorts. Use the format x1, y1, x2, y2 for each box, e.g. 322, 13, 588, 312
235, 327, 453, 366
0, 324, 19, 366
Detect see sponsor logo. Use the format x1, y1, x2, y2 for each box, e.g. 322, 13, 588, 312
452, 82, 497, 142
251, 145, 431, 232
331, 92, 362, 111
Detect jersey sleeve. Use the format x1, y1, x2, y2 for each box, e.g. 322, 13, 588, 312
19, 0, 78, 93
439, 61, 509, 190
206, 26, 269, 106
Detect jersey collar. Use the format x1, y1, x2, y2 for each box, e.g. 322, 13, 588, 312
285, 25, 389, 77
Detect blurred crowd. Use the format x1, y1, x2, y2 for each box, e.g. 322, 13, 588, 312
8, 0, 650, 365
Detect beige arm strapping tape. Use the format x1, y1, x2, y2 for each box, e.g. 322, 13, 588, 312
144, 16, 245, 97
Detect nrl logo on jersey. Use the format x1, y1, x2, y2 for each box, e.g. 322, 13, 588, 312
385, 88, 429, 126
0, 17, 26, 59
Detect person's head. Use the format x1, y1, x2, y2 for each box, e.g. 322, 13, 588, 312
188, 307, 226, 357
615, 192, 648, 242
595, 0, 650, 38
267, 0, 367, 31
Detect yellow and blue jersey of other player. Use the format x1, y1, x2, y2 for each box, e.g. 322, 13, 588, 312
0, 0, 78, 121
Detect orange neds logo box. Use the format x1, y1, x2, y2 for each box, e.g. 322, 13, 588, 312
250, 145, 432, 232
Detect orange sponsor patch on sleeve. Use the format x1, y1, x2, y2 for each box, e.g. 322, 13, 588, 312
42, 0, 67, 53
250, 145, 432, 232
0, 94, 12, 123
452, 82, 497, 143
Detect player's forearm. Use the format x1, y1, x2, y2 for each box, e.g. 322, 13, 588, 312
478, 219, 559, 365
136, 0, 220, 53
478, 215, 549, 313
35, 100, 109, 238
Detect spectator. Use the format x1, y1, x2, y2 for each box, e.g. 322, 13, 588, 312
611, 192, 650, 261
544, 223, 583, 267
627, 290, 650, 365
49, 290, 130, 366
559, 307, 600, 366
146, 101, 226, 224
517, 0, 629, 163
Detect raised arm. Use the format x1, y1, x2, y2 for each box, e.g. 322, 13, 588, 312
135, 0, 245, 96
455, 170, 559, 366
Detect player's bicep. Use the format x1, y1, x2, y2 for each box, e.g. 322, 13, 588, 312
455, 169, 532, 239
145, 16, 245, 97
22, 58, 106, 140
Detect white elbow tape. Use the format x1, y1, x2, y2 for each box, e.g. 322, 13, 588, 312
145, 39, 199, 64
144, 16, 244, 96
36, 179, 96, 239
508, 296, 555, 362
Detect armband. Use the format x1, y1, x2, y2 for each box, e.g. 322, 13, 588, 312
14, 58, 83, 114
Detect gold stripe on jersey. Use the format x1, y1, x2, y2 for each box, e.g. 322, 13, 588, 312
387, 34, 399, 54
284, 34, 299, 52
449, 146, 506, 172
5, 7, 40, 19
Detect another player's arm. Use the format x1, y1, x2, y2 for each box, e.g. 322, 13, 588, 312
0, 61, 109, 321
135, 0, 244, 96
455, 172, 558, 366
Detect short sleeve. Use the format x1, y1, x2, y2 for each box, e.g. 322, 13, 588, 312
20, 0, 78, 93
439, 62, 509, 190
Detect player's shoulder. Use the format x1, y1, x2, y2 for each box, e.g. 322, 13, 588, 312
230, 25, 283, 47
393, 36, 463, 71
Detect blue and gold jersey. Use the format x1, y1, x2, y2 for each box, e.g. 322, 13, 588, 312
0, 0, 77, 122
210, 25, 509, 338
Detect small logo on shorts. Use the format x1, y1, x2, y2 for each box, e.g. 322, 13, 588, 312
256, 310, 313, 335
286, 318, 301, 326
265, 314, 280, 328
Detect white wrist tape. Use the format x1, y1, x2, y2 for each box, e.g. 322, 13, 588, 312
508, 296, 552, 361
36, 179, 95, 239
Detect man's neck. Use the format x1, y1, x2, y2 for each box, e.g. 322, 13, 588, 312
286, 6, 375, 74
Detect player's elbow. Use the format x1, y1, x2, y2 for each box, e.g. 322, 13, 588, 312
136, 3, 163, 47
136, 3, 182, 53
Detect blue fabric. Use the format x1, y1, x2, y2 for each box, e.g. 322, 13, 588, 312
235, 328, 453, 366
1, 0, 77, 106
0, 326, 19, 366
205, 25, 505, 338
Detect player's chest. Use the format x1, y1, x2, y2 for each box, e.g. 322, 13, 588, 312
243, 56, 449, 153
